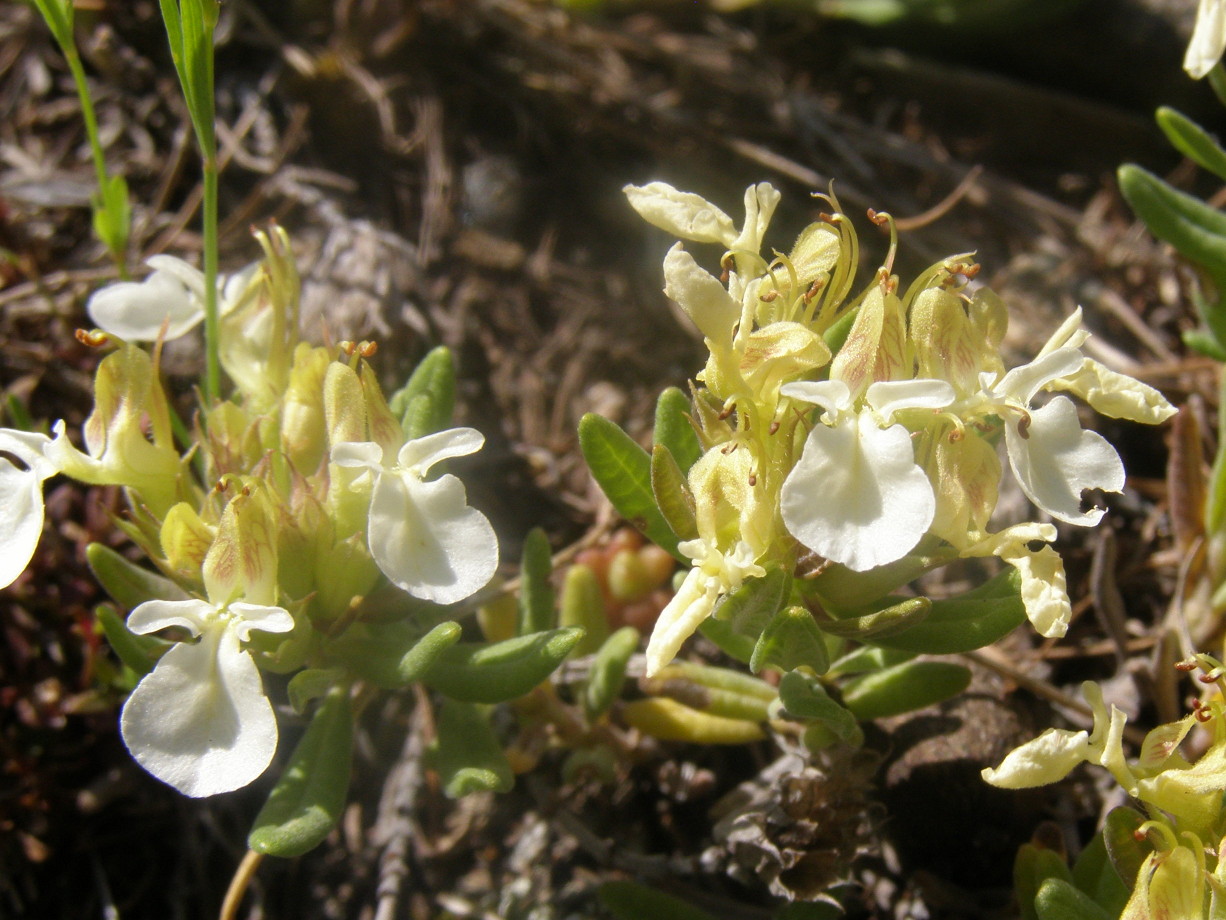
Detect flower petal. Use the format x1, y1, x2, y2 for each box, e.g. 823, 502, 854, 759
781, 379, 852, 418
87, 264, 204, 341
330, 440, 385, 470
1004, 395, 1125, 525
0, 464, 44, 589
644, 566, 721, 677
126, 598, 216, 637
865, 378, 955, 423
781, 411, 934, 571
993, 347, 1085, 405
623, 182, 737, 247
395, 427, 485, 476
228, 602, 296, 642
997, 543, 1072, 638
1186, 0, 1226, 78
663, 243, 740, 346
367, 468, 498, 604
120, 620, 279, 797
981, 726, 1093, 788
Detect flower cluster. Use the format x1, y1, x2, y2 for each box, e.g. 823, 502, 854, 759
626, 181, 1175, 675
0, 227, 498, 796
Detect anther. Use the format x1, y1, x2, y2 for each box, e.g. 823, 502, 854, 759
75, 329, 110, 347
359, 341, 378, 358
1017, 415, 1032, 440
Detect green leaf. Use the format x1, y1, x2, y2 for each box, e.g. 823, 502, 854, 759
598, 881, 719, 920
95, 604, 166, 677
559, 564, 608, 656
583, 626, 640, 720
1014, 841, 1073, 920
1033, 879, 1112, 920
697, 618, 758, 663
653, 386, 703, 473
715, 566, 791, 637
1102, 806, 1148, 888
286, 668, 345, 714
777, 670, 862, 744
30, 0, 75, 47
751, 605, 830, 674
646, 662, 775, 722
86, 542, 190, 610
841, 661, 971, 720
818, 597, 930, 642
517, 528, 555, 636
827, 645, 914, 677
249, 685, 354, 858
389, 346, 456, 441
397, 621, 464, 683
578, 412, 679, 558
430, 699, 514, 798
421, 627, 585, 703
865, 568, 1026, 654
1071, 830, 1130, 918
1157, 107, 1226, 182
651, 444, 698, 542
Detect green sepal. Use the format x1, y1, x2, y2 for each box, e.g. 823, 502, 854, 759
598, 881, 719, 920
841, 660, 971, 720
1101, 806, 1148, 889
1033, 879, 1112, 920
249, 684, 354, 858
559, 565, 608, 656
517, 527, 555, 636
95, 603, 166, 677
750, 605, 830, 675
1156, 107, 1226, 183
430, 699, 514, 798
650, 444, 698, 542
1014, 841, 1073, 920
583, 626, 640, 720
578, 412, 680, 558
863, 568, 1026, 654
87, 542, 190, 610
1071, 830, 1130, 919
818, 597, 930, 642
652, 386, 703, 473
420, 627, 585, 703
777, 670, 862, 745
388, 346, 456, 441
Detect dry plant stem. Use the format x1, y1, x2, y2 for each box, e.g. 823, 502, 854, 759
219, 849, 264, 920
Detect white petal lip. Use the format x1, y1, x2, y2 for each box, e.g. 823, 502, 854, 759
1004, 395, 1125, 526
781, 379, 852, 417
367, 465, 498, 604
0, 429, 55, 590
120, 599, 295, 798
865, 378, 955, 422
87, 263, 205, 342
991, 347, 1084, 405
331, 440, 385, 469
396, 427, 484, 473
781, 411, 935, 572
644, 566, 719, 677
663, 243, 740, 345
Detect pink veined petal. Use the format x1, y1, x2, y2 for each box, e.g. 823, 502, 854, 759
126, 598, 216, 637
120, 621, 279, 797
781, 412, 934, 572
367, 468, 498, 604
395, 428, 485, 476
1004, 395, 1125, 526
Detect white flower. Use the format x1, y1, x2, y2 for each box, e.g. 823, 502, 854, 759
1186, 0, 1226, 78
331, 428, 499, 605
0, 429, 55, 589
87, 255, 256, 342
120, 597, 294, 797
977, 347, 1126, 526
963, 523, 1073, 637
780, 378, 954, 572
624, 181, 780, 254
645, 538, 764, 677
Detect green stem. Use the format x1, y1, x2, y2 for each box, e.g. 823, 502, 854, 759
201, 157, 221, 405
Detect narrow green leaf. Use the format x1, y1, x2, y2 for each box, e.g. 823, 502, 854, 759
1102, 806, 1148, 888
559, 564, 608, 656
751, 605, 830, 674
598, 881, 719, 920
389, 346, 456, 440
86, 542, 190, 610
653, 386, 702, 473
650, 444, 698, 542
841, 661, 970, 720
1157, 107, 1226, 182
1071, 830, 1130, 919
1033, 879, 1112, 920
1014, 841, 1073, 920
397, 621, 464, 683
430, 699, 514, 798
865, 568, 1026, 654
421, 627, 585, 703
818, 597, 929, 642
249, 685, 354, 858
777, 670, 862, 744
578, 412, 679, 558
286, 668, 345, 715
583, 626, 640, 720
95, 604, 166, 677
714, 565, 790, 637
517, 528, 555, 636
697, 618, 757, 663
